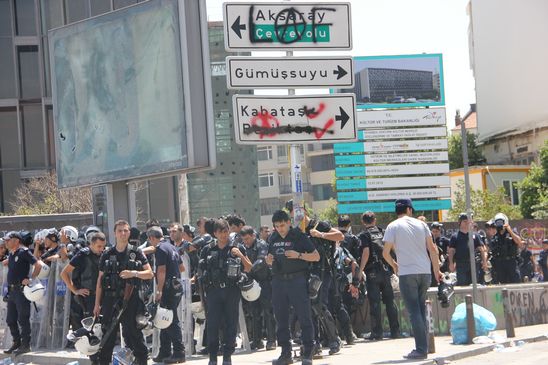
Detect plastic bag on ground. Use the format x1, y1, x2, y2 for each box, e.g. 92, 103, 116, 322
450, 303, 497, 345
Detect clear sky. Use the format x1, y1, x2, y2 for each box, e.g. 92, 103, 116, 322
206, 0, 476, 128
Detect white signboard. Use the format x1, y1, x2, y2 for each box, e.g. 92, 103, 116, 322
336, 175, 450, 190
357, 108, 447, 129
334, 139, 448, 153
336, 163, 449, 177
367, 187, 451, 201
335, 151, 448, 165
233, 94, 357, 144
223, 2, 352, 50
226, 56, 354, 89
360, 127, 447, 140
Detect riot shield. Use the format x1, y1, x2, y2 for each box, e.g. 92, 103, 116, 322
51, 260, 71, 349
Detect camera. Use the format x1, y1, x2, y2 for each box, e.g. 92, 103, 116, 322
437, 273, 456, 308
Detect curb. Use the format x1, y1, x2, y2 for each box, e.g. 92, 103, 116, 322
419, 334, 548, 365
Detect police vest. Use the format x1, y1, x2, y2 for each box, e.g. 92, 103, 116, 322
201, 244, 241, 288
341, 232, 361, 264
101, 244, 142, 293
491, 233, 518, 259
74, 248, 100, 291
362, 226, 390, 273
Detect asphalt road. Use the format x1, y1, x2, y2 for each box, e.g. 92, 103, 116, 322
452, 339, 548, 364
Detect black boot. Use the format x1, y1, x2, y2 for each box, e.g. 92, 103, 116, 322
4, 339, 21, 354
14, 342, 30, 355
272, 347, 293, 365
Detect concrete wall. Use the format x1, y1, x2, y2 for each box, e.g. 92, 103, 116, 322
352, 282, 548, 336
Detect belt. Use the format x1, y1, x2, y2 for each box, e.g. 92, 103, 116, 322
274, 271, 307, 280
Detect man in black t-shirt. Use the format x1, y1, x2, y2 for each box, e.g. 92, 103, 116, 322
61, 232, 106, 333
448, 214, 487, 286
146, 226, 186, 364
93, 220, 154, 365
267, 210, 319, 365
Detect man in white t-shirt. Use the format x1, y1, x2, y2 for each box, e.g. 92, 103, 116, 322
382, 199, 441, 360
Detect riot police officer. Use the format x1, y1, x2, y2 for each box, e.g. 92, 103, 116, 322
61, 232, 106, 333
338, 215, 361, 262
430, 222, 450, 286
3, 231, 42, 355
539, 239, 548, 282
146, 226, 186, 364
199, 219, 252, 365
358, 211, 400, 340
93, 220, 154, 365
490, 213, 522, 284
240, 225, 276, 351
266, 210, 319, 365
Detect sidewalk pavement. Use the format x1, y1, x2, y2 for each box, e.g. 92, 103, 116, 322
2, 324, 548, 365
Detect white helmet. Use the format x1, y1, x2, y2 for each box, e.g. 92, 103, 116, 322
81, 317, 103, 339
153, 307, 173, 329
85, 226, 101, 243
241, 279, 261, 302
61, 226, 79, 243
390, 274, 399, 292
142, 323, 154, 337
191, 301, 205, 320
34, 229, 49, 242
74, 334, 101, 356
36, 261, 51, 280
493, 213, 509, 226
24, 280, 46, 302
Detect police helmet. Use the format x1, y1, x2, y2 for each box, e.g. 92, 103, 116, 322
23, 280, 46, 302
85, 226, 101, 243
61, 226, 79, 243
135, 313, 150, 330
239, 275, 261, 302
34, 229, 49, 242
250, 259, 270, 282
74, 333, 101, 356
20, 230, 34, 247
153, 307, 173, 329
80, 316, 103, 339
36, 261, 51, 280
308, 274, 322, 300
191, 302, 206, 320
493, 213, 509, 228
45, 228, 60, 242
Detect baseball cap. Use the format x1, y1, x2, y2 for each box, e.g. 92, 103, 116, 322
6, 231, 22, 240
395, 198, 413, 210
431, 222, 443, 229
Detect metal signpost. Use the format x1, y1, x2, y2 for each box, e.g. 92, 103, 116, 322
225, 1, 355, 230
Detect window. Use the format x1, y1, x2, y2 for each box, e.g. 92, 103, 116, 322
114, 0, 137, 10
310, 154, 335, 172
17, 45, 41, 99
21, 105, 46, 168
91, 0, 112, 16
0, 38, 16, 98
277, 145, 288, 162
15, 0, 36, 36
502, 180, 520, 205
258, 173, 275, 188
312, 184, 335, 201
0, 0, 12, 36
260, 198, 283, 216
257, 146, 273, 161
65, 0, 89, 23
41, 0, 64, 32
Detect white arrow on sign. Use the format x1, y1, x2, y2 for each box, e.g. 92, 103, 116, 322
226, 56, 354, 89
223, 2, 352, 51
232, 94, 357, 144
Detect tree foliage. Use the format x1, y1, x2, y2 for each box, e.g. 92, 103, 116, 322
448, 131, 486, 170
9, 173, 92, 215
448, 180, 522, 221
518, 140, 548, 219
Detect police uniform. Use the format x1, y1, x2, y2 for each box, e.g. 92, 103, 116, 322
6, 244, 37, 353
340, 230, 361, 266
244, 237, 276, 349
490, 231, 520, 284
331, 245, 357, 344
68, 247, 101, 331
268, 226, 315, 362
449, 231, 483, 286
96, 245, 149, 365
434, 235, 450, 273
359, 225, 400, 340
154, 239, 185, 362
306, 219, 340, 354
199, 240, 246, 364
539, 245, 548, 282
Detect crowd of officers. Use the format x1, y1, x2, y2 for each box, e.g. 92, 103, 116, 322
0, 206, 546, 365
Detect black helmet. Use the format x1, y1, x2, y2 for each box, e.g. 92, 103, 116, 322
308, 274, 322, 300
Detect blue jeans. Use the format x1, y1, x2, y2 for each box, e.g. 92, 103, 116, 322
399, 274, 431, 355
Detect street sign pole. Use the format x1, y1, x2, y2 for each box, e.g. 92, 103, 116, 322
459, 110, 478, 302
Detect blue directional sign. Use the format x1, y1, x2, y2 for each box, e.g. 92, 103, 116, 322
338, 199, 452, 214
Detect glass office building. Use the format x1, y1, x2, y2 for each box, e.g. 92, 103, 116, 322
0, 0, 259, 227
